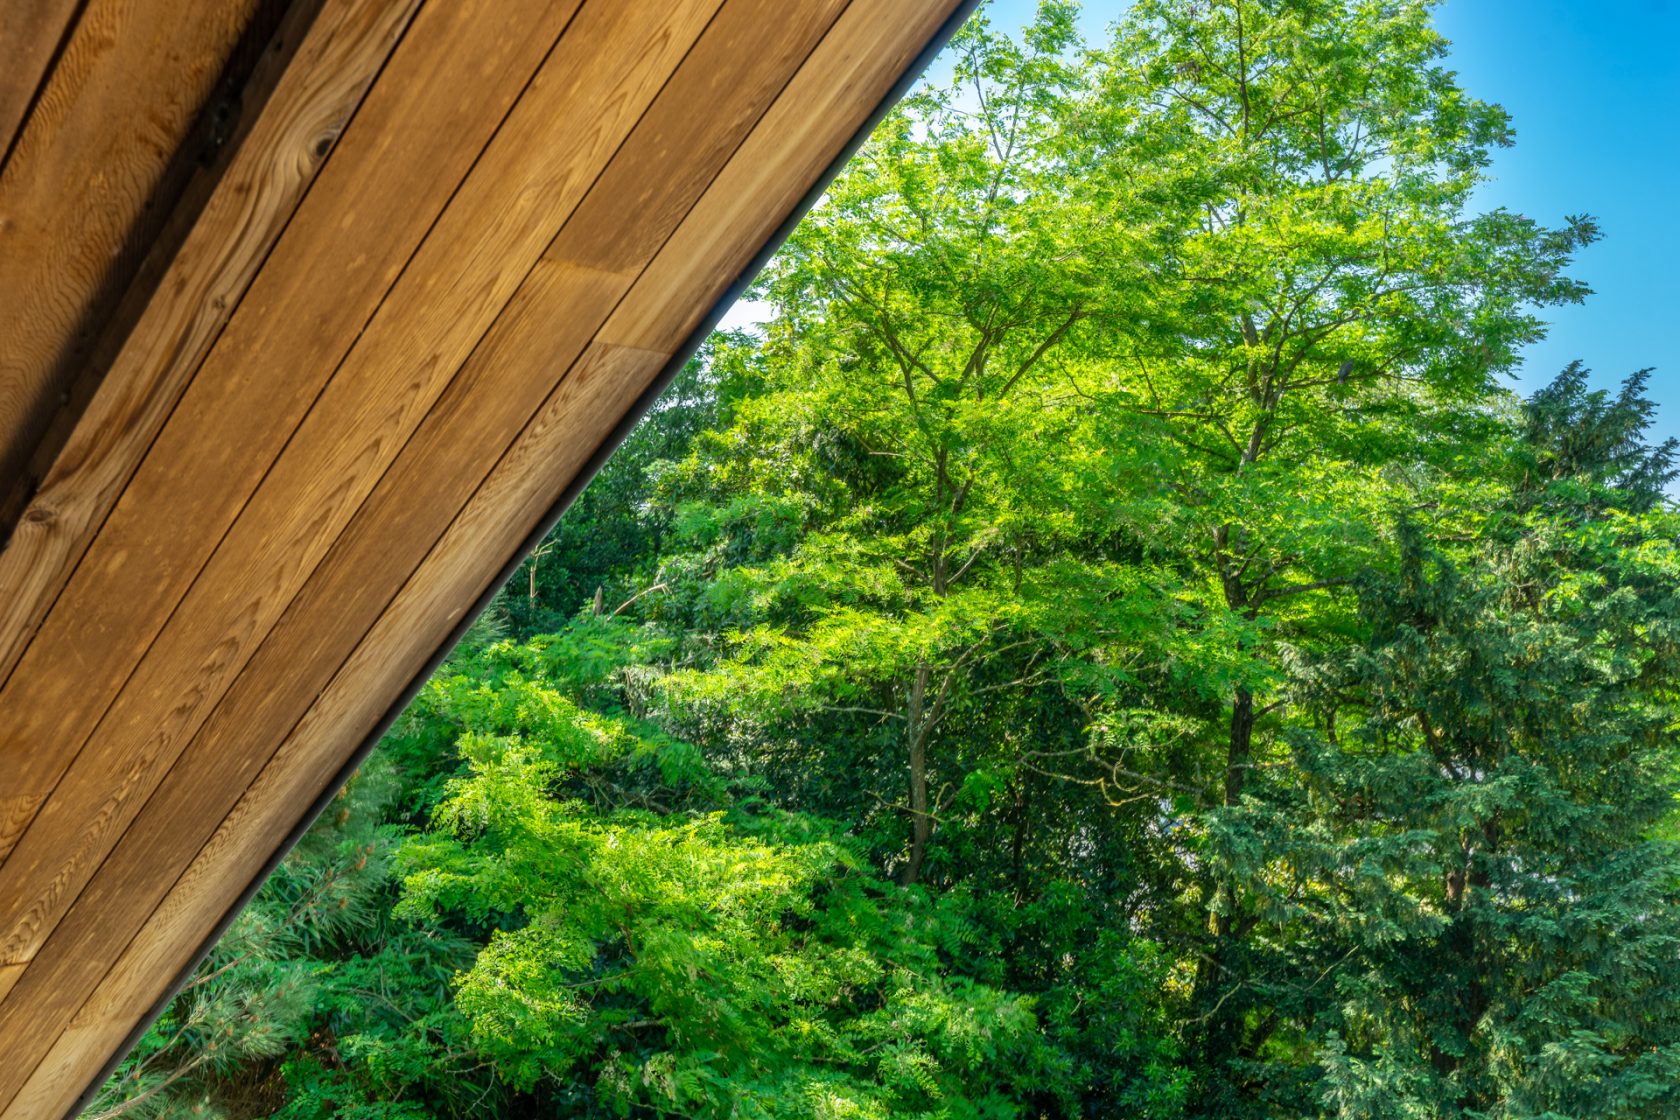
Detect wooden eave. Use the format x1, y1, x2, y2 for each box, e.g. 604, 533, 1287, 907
0, 1, 972, 1114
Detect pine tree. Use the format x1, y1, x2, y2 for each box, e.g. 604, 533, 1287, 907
1218, 367, 1680, 1117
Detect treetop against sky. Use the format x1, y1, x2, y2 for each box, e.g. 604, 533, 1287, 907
822, 0, 1680, 476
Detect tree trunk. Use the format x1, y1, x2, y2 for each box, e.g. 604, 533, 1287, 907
1191, 524, 1261, 1105
1433, 820, 1494, 1101
1010, 775, 1029, 900
1226, 685, 1254, 807
901, 663, 932, 886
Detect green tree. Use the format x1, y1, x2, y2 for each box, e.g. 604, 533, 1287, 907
396, 630, 1073, 1118
651, 0, 1150, 887
1215, 368, 1680, 1117
1060, 1, 1599, 1103
628, 9, 1194, 1106
506, 342, 744, 638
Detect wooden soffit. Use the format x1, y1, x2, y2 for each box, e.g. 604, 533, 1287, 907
0, 1, 971, 1114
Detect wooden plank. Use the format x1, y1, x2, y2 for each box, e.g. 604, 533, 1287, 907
0, 0, 264, 521
0, 0, 962, 1112
0, 0, 421, 729
543, 3, 834, 275
0, 0, 79, 163
0, 0, 578, 863
0, 0, 725, 987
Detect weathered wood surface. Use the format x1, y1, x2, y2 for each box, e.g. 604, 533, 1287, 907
0, 0, 966, 1114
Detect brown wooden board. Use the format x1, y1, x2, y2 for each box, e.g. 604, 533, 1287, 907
0, 0, 418, 736
0, 0, 267, 525
0, 0, 969, 1113
0, 0, 412, 693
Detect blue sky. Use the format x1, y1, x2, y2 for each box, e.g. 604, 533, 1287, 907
728, 2, 1678, 454
973, 0, 1680, 451
1431, 0, 1679, 446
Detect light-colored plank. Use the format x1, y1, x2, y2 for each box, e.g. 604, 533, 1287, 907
0, 0, 79, 161
543, 0, 845, 276
0, 0, 422, 723
3, 0, 318, 531
0, 0, 262, 518
0, 0, 579, 864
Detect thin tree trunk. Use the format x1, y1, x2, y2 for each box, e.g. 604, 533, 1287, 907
901, 663, 931, 886
1010, 775, 1029, 899
1226, 685, 1254, 806
1191, 523, 1261, 1103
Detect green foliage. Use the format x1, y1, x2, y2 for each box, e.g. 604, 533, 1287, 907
398, 636, 1065, 1117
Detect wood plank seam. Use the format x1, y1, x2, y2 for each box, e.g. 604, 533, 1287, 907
0, 0, 85, 178
0, 0, 273, 529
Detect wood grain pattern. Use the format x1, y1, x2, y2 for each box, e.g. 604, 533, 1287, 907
0, 0, 79, 163
0, 0, 578, 865
543, 0, 843, 275
0, 0, 722, 989
0, 0, 965, 1112
0, 0, 421, 726
0, 0, 263, 519
5, 0, 308, 526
